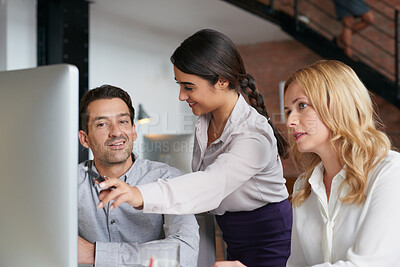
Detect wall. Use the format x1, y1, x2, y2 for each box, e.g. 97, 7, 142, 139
238, 40, 400, 190
2, 1, 399, 182
89, 7, 194, 135
0, 0, 36, 71
88, 0, 291, 158
89, 4, 197, 157
238, 40, 321, 183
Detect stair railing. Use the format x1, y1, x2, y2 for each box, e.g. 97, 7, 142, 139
277, 0, 399, 99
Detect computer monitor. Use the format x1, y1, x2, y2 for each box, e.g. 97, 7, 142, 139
0, 64, 78, 267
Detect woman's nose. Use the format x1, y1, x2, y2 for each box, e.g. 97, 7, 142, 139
179, 88, 188, 101
286, 113, 298, 128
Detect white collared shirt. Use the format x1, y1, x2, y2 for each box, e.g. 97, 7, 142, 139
138, 94, 288, 215
287, 150, 400, 267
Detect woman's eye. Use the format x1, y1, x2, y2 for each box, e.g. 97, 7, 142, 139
176, 81, 193, 91
285, 110, 291, 117
299, 102, 308, 110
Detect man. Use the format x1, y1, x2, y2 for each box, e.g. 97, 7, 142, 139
77, 84, 199, 266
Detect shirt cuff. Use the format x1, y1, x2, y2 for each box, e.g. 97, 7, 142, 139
95, 242, 119, 267
137, 181, 165, 213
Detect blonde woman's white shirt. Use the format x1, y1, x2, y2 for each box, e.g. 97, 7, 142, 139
138, 94, 288, 215
287, 150, 400, 267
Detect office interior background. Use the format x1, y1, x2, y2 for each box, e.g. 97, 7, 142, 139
1, 0, 400, 184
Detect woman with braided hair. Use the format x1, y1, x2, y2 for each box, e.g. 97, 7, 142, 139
96, 29, 292, 266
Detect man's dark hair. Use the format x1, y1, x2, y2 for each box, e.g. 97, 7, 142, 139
79, 84, 135, 133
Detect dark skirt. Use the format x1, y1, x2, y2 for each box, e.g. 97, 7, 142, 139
215, 199, 292, 267
334, 0, 370, 20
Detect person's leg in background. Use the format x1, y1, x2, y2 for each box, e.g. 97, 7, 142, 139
338, 10, 374, 58
353, 10, 374, 33
339, 15, 355, 57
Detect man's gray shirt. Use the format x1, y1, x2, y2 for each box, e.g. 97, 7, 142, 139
78, 157, 200, 267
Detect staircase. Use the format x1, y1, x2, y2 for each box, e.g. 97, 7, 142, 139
223, 0, 400, 109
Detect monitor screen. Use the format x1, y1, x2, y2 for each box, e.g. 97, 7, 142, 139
0, 64, 79, 267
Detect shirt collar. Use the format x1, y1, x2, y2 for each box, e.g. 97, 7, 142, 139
195, 93, 248, 144
309, 162, 347, 197
89, 153, 137, 181
219, 94, 248, 142
120, 152, 137, 180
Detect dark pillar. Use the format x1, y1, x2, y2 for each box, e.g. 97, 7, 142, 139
37, 0, 89, 163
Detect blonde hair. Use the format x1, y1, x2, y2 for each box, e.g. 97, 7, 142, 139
285, 60, 391, 207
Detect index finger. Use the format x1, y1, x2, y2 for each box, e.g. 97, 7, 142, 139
98, 177, 120, 190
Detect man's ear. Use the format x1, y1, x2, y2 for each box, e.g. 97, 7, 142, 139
217, 77, 229, 90
78, 130, 90, 148
132, 124, 137, 142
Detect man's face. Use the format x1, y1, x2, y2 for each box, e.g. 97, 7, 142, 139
79, 98, 137, 167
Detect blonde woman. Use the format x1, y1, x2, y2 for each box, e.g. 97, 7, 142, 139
284, 60, 400, 266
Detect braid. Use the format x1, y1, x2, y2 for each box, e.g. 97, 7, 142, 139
241, 74, 289, 158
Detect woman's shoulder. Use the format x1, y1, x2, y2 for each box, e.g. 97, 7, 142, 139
386, 150, 400, 160
230, 107, 274, 139
368, 150, 400, 186
375, 150, 400, 170
227, 127, 275, 154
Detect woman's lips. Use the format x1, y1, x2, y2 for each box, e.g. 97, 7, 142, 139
293, 132, 306, 141
187, 101, 196, 108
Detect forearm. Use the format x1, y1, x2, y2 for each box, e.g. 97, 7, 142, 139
139, 136, 272, 214
78, 236, 95, 264
138, 170, 225, 214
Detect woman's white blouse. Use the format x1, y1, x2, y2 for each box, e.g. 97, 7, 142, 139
138, 94, 288, 215
287, 150, 400, 266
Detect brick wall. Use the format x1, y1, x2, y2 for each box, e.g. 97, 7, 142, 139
238, 39, 400, 193
276, 0, 399, 81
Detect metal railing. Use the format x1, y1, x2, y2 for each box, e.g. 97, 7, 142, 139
275, 0, 399, 98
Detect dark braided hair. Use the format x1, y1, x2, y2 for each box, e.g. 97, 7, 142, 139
171, 29, 288, 158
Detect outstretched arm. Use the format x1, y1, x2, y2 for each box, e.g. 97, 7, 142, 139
96, 134, 274, 214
